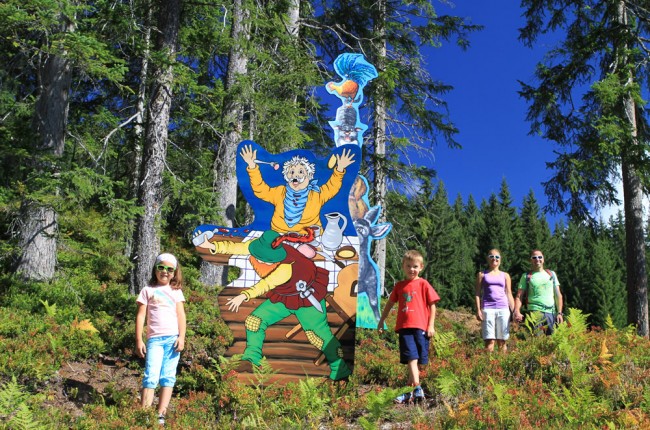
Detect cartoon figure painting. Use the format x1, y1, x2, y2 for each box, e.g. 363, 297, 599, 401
327, 54, 378, 148
240, 143, 356, 235
192, 53, 389, 383
349, 176, 392, 328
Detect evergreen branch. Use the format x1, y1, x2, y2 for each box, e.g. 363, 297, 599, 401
96, 112, 140, 167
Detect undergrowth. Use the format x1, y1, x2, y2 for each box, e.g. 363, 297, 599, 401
2, 271, 650, 429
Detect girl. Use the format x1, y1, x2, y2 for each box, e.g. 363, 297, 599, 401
474, 249, 514, 353
135, 253, 186, 426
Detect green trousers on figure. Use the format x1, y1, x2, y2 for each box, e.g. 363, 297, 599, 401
242, 298, 352, 381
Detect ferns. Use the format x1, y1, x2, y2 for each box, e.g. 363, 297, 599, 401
490, 377, 516, 427
550, 385, 606, 425
0, 378, 44, 430
435, 368, 462, 397
432, 330, 457, 359
554, 308, 591, 386
358, 387, 408, 430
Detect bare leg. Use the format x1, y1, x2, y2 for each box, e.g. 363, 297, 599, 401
407, 359, 419, 386
497, 340, 507, 353
141, 387, 154, 408
157, 386, 173, 416
484, 339, 495, 353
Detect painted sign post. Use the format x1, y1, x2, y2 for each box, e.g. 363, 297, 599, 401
192, 53, 391, 383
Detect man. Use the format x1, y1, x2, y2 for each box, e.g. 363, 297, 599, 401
513, 250, 564, 335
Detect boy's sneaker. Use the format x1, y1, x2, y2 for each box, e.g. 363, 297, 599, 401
157, 414, 166, 426
412, 386, 425, 404
394, 391, 412, 404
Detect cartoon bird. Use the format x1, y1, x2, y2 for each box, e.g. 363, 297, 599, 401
328, 80, 359, 102
327, 53, 378, 106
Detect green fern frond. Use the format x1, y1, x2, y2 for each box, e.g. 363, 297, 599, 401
0, 377, 45, 430
604, 314, 617, 331
522, 311, 545, 334
365, 387, 406, 421
550, 385, 605, 425
435, 368, 461, 397
564, 307, 589, 334
490, 377, 516, 426
39, 300, 57, 317
240, 412, 268, 428
433, 330, 457, 358
641, 385, 650, 413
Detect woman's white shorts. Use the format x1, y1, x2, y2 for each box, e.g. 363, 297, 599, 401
481, 308, 511, 340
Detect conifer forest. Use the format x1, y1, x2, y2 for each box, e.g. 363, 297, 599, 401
2, 1, 650, 428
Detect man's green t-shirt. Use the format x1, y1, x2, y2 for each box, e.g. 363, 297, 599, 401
518, 270, 559, 313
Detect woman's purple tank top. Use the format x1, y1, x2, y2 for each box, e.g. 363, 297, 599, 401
481, 271, 508, 309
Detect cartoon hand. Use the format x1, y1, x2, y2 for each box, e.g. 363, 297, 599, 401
193, 231, 216, 252
226, 294, 247, 313
241, 145, 257, 169
335, 148, 355, 172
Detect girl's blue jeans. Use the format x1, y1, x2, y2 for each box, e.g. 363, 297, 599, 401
142, 335, 180, 388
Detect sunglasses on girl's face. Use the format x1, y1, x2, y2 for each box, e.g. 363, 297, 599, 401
530, 256, 544, 260
156, 264, 175, 273
488, 255, 500, 260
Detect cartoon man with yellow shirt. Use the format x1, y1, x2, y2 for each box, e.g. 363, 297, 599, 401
240, 144, 355, 235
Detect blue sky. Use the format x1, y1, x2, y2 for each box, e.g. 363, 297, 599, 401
423, 2, 566, 226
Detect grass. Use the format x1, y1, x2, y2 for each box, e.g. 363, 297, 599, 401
1, 277, 650, 429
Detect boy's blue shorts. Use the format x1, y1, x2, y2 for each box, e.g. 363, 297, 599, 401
398, 328, 430, 365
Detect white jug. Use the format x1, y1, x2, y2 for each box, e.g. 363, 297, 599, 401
321, 212, 348, 251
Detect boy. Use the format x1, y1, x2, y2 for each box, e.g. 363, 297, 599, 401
377, 250, 440, 404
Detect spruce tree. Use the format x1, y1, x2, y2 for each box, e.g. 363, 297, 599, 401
517, 190, 552, 274
519, 0, 650, 336
556, 221, 591, 313
590, 237, 627, 328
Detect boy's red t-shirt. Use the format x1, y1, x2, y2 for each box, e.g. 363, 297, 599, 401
388, 277, 440, 331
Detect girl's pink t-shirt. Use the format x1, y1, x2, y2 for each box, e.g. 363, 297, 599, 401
136, 285, 185, 339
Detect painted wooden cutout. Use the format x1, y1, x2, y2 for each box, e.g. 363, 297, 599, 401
192, 53, 390, 383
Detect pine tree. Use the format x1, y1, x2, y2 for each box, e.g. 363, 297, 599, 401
519, 0, 650, 336
479, 186, 519, 267
555, 221, 591, 312
419, 181, 470, 308
129, 0, 182, 294
589, 237, 627, 328
453, 194, 482, 297
516, 190, 552, 274
463, 195, 487, 272
0, 0, 127, 280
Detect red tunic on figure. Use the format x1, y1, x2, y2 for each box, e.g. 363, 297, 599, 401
264, 245, 329, 310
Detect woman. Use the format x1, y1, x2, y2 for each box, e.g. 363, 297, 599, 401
474, 249, 514, 353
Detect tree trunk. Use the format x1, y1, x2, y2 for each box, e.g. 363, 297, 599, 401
124, 3, 152, 261
372, 0, 388, 291
287, 0, 300, 38
622, 158, 648, 336
617, 1, 648, 337
621, 110, 649, 337
129, 0, 181, 294
33, 53, 72, 157
16, 202, 58, 281
200, 0, 250, 287
15, 14, 74, 281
